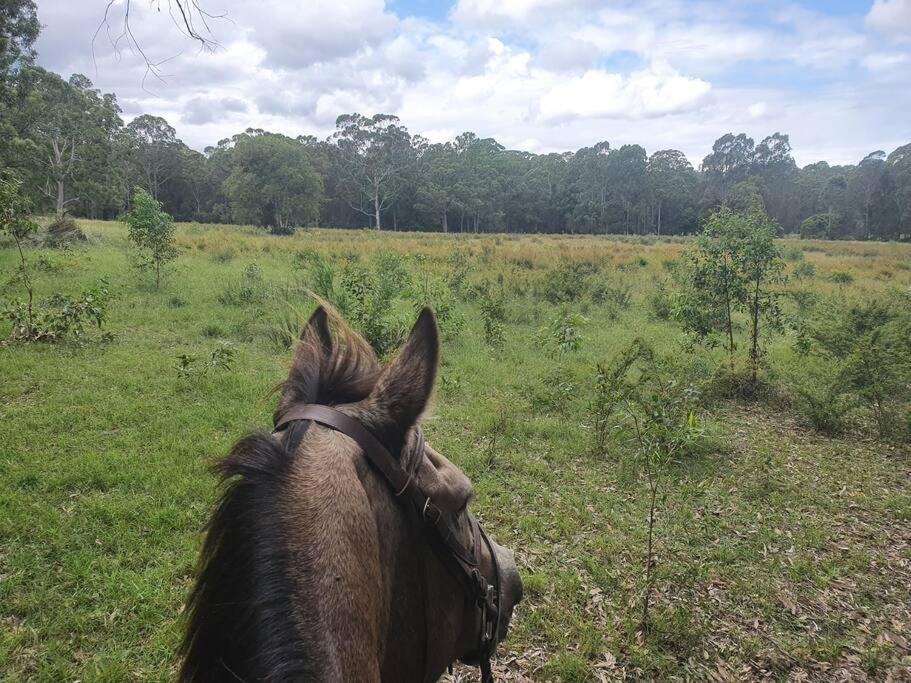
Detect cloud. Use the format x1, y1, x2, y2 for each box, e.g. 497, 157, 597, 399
234, 0, 397, 70
866, 0, 911, 38
28, 0, 911, 165
538, 66, 711, 122
183, 96, 249, 125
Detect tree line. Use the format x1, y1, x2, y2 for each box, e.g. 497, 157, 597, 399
2, 3, 910, 239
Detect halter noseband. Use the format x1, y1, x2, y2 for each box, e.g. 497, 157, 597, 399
273, 403, 502, 683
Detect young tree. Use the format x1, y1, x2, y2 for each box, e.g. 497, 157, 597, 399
125, 187, 178, 288
675, 206, 783, 388
737, 211, 783, 385
0, 172, 37, 335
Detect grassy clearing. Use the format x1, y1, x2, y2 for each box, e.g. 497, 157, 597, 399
1, 221, 910, 681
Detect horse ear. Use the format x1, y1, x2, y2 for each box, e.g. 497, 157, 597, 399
300, 305, 332, 349
367, 307, 439, 437
286, 306, 332, 392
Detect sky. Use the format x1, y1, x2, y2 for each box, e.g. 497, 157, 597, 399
33, 0, 911, 167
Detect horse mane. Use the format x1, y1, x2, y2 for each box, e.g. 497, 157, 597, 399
180, 306, 381, 682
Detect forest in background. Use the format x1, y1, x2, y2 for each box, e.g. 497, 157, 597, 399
2, 3, 911, 240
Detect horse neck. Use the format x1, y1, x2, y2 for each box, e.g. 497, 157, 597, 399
285, 438, 436, 681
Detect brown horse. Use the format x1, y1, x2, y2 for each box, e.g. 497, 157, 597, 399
180, 305, 522, 682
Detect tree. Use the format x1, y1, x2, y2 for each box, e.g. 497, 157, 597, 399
702, 133, 755, 205
0, 172, 37, 336
887, 144, 911, 237
675, 206, 783, 388
0, 0, 39, 166
126, 187, 178, 288
222, 130, 322, 232
416, 142, 459, 232
737, 212, 783, 385
331, 113, 414, 230
0, 0, 38, 97
647, 149, 696, 235
16, 69, 122, 217
126, 114, 182, 201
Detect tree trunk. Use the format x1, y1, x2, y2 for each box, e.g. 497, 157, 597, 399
56, 180, 65, 218
656, 200, 662, 236
441, 210, 448, 233
750, 274, 761, 386
374, 188, 381, 230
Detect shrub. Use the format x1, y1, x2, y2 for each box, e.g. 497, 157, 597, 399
648, 280, 673, 320
829, 270, 854, 286
217, 262, 268, 306
794, 261, 816, 279
176, 343, 236, 379
3, 278, 111, 343
125, 188, 178, 289
538, 262, 597, 303
794, 380, 852, 435
537, 308, 586, 357
479, 294, 506, 350
292, 249, 336, 299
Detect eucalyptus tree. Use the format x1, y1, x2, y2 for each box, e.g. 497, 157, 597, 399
0, 0, 39, 166
647, 149, 696, 235
701, 133, 755, 205
331, 113, 414, 230
886, 144, 911, 237
126, 114, 183, 202
17, 69, 122, 217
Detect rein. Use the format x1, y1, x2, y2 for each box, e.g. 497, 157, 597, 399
273, 403, 501, 683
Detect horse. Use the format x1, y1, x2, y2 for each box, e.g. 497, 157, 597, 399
179, 305, 523, 682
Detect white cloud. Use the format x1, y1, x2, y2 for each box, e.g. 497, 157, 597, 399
29, 0, 911, 165
866, 0, 911, 38
538, 66, 711, 122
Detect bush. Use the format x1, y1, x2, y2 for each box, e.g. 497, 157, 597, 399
793, 261, 816, 279
648, 280, 673, 320
217, 262, 268, 306
538, 262, 597, 303
794, 380, 852, 435
292, 249, 335, 299
479, 294, 506, 350
537, 308, 586, 357
2, 278, 111, 343
125, 188, 178, 288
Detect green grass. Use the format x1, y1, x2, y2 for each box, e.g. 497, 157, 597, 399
1, 221, 910, 681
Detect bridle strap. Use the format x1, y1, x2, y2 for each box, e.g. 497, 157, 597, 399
273, 404, 501, 681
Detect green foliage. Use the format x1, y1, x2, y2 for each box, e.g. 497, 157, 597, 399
217, 262, 267, 306
590, 339, 704, 631
479, 293, 506, 350
794, 260, 816, 279
2, 278, 110, 342
125, 188, 177, 288
175, 343, 236, 380
675, 206, 784, 388
222, 131, 322, 232
648, 279, 673, 320
538, 261, 597, 303
797, 297, 911, 440
829, 270, 854, 286
537, 308, 586, 357
292, 249, 336, 299
0, 173, 38, 240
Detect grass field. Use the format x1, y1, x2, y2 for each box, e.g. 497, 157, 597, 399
1, 221, 910, 682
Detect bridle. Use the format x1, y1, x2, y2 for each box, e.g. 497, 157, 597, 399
274, 403, 502, 683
